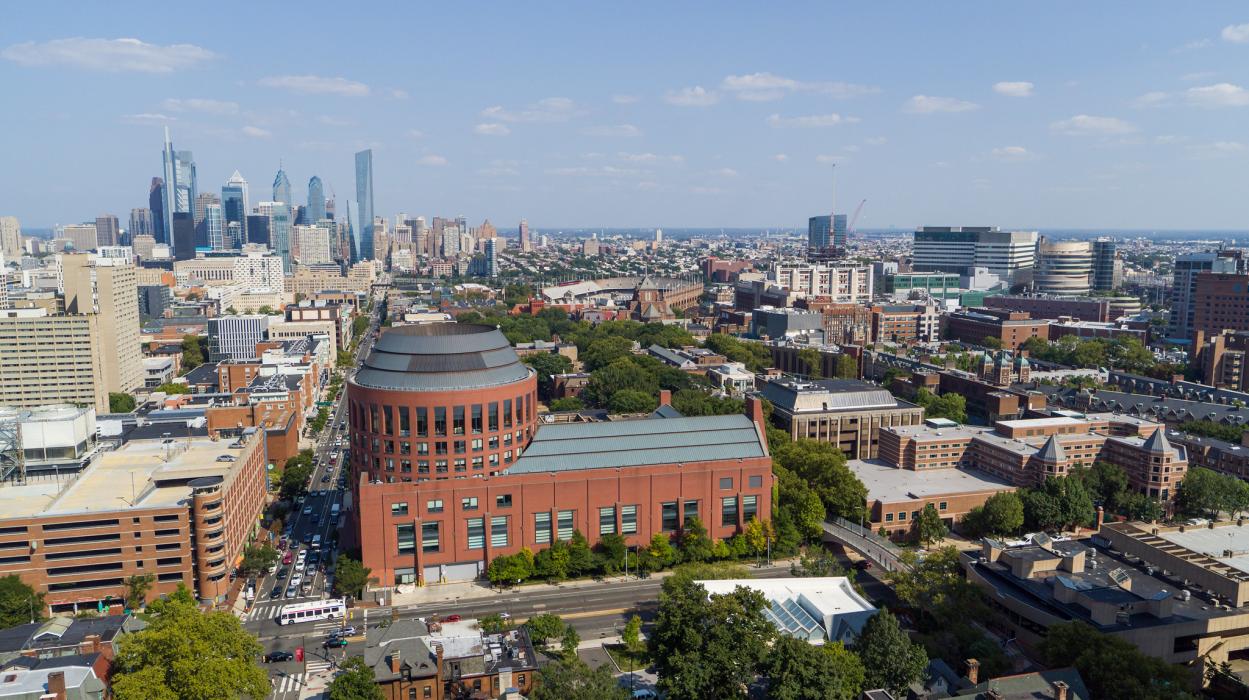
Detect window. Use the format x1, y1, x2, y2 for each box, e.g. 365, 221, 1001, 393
454, 440, 466, 454
898, 511, 907, 521
399, 406, 411, 436
683, 500, 700, 525
488, 402, 499, 431
390, 502, 409, 516
383, 406, 393, 435
557, 510, 575, 541
939, 501, 948, 511
453, 406, 465, 435
599, 506, 617, 535
661, 502, 679, 531
416, 407, 428, 437
426, 499, 444, 513
466, 519, 484, 549
434, 407, 447, 436
472, 457, 483, 470
370, 404, 379, 433
454, 458, 466, 472
496, 494, 512, 508
462, 497, 479, 511
621, 505, 638, 535
885, 513, 894, 522
472, 405, 483, 434
535, 512, 552, 544
719, 477, 733, 490
421, 522, 440, 553
742, 495, 758, 522
491, 516, 509, 548
396, 524, 415, 555
417, 442, 429, 455
749, 475, 763, 488
472, 438, 483, 451
503, 399, 514, 428
721, 497, 739, 527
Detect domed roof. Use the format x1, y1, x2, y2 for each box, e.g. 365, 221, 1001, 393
352, 323, 532, 392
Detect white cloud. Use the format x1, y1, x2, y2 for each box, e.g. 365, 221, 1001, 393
773, 153, 789, 162
2, 37, 214, 73
1223, 23, 1249, 42
580, 124, 640, 137
406, 129, 424, 139
161, 98, 238, 115
121, 113, 175, 124
474, 123, 511, 136
258, 75, 370, 96
1050, 114, 1138, 135
1186, 82, 1249, 107
1190, 141, 1248, 158
388, 88, 410, 100
720, 72, 879, 101
317, 115, 355, 127
477, 165, 519, 177
241, 125, 270, 138
418, 155, 448, 166
990, 145, 1034, 161
481, 97, 581, 123
611, 94, 640, 104
618, 152, 683, 163
708, 167, 738, 177
1133, 91, 1171, 108
766, 113, 858, 128
664, 86, 718, 107
903, 95, 980, 114
993, 81, 1034, 97
865, 136, 888, 146
1181, 71, 1216, 82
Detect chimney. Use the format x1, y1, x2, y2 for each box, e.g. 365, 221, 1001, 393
965, 658, 980, 685
1052, 680, 1069, 700
1095, 505, 1105, 530
389, 649, 401, 674
46, 671, 66, 700
658, 389, 672, 407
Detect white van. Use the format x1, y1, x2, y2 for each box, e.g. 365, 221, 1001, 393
311, 534, 322, 550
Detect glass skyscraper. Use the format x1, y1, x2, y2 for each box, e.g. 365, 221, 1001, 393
354, 149, 374, 262
160, 129, 177, 249
222, 170, 249, 244
174, 150, 196, 214
272, 168, 292, 205
307, 176, 326, 223
266, 202, 293, 273
204, 203, 224, 251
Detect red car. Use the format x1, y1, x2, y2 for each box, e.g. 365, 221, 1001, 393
444, 614, 462, 622
282, 551, 293, 565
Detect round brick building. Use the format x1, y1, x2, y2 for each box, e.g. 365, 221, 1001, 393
347, 324, 538, 485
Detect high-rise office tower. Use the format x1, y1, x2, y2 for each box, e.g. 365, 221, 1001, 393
94, 215, 120, 248
307, 176, 325, 223
193, 192, 218, 229
485, 237, 499, 278
808, 215, 832, 249
1091, 238, 1122, 292
441, 225, 461, 257
222, 170, 249, 244
171, 212, 196, 261
160, 128, 178, 250
204, 203, 225, 250
1, 216, 22, 262
273, 168, 291, 206
259, 202, 293, 272
354, 149, 374, 262
911, 226, 1038, 283
245, 214, 270, 247
1170, 251, 1245, 340
174, 151, 196, 215
226, 222, 243, 249
293, 225, 332, 264
149, 176, 166, 243
62, 252, 143, 396
129, 208, 153, 240
519, 219, 531, 252
63, 223, 98, 252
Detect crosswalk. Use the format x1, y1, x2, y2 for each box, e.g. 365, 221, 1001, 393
268, 659, 336, 699
241, 598, 335, 623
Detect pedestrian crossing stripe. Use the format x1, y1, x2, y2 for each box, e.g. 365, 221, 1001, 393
272, 673, 303, 694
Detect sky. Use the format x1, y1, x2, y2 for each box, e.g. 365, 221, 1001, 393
4, 3, 1249, 231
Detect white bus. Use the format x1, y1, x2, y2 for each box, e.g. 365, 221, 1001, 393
276, 598, 346, 625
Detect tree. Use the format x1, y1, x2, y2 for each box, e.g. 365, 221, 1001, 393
1110, 337, 1156, 374
798, 348, 823, 379
479, 613, 513, 634
337, 350, 354, 368
334, 555, 372, 597
155, 382, 191, 395
622, 614, 643, 655
524, 352, 574, 401
1040, 622, 1197, 700
671, 389, 744, 417
645, 533, 677, 571
109, 392, 136, 413
792, 544, 845, 578
530, 657, 629, 700
834, 354, 859, 379
1177, 467, 1249, 519
487, 552, 534, 586
240, 544, 279, 577
111, 584, 270, 700
596, 533, 627, 573
327, 656, 384, 700
650, 577, 775, 700
524, 613, 566, 648
915, 503, 948, 545
1022, 476, 1095, 531
0, 575, 45, 628
609, 389, 657, 414
763, 636, 865, 700
583, 336, 635, 371
581, 358, 659, 408
853, 609, 928, 697
124, 574, 155, 610
560, 623, 580, 658
181, 335, 205, 372
548, 397, 584, 412
915, 388, 967, 423
742, 518, 775, 557
566, 531, 596, 577
534, 540, 571, 580
961, 491, 1024, 538
1075, 461, 1131, 513
982, 336, 1003, 350
772, 439, 867, 521
677, 517, 716, 563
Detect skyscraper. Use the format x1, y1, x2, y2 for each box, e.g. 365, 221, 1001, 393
172, 213, 196, 261
0, 216, 20, 262
808, 215, 832, 249
246, 214, 270, 247
222, 170, 249, 244
273, 168, 292, 205
307, 176, 325, 223
129, 208, 153, 240
519, 219, 531, 252
149, 177, 166, 244
911, 226, 1038, 283
354, 149, 374, 262
174, 150, 197, 214
204, 203, 225, 251
1091, 238, 1122, 292
193, 192, 218, 229
259, 202, 293, 272
485, 237, 499, 278
160, 129, 177, 250
94, 214, 120, 248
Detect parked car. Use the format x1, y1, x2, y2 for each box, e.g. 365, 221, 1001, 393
444, 614, 462, 622
264, 651, 294, 663
303, 506, 313, 515
321, 475, 332, 483
288, 574, 303, 588
329, 626, 358, 638
282, 552, 293, 565
294, 561, 306, 573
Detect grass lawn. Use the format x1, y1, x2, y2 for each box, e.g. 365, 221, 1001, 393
603, 644, 648, 673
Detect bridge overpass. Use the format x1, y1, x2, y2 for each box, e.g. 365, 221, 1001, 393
822, 517, 912, 573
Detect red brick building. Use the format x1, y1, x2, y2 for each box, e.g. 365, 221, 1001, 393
350, 324, 773, 586
943, 308, 1050, 350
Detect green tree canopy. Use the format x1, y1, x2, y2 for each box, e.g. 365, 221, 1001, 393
583, 336, 636, 371
915, 503, 948, 545
0, 575, 45, 628
548, 397, 585, 412
772, 439, 866, 521
524, 613, 566, 648
109, 392, 136, 413
155, 382, 191, 395
181, 335, 205, 372
530, 657, 630, 700
1022, 475, 1096, 531
111, 585, 269, 700
334, 555, 372, 598
609, 389, 658, 414
962, 491, 1024, 538
1040, 622, 1197, 700
327, 656, 384, 700
1177, 467, 1249, 519
834, 354, 859, 379
581, 358, 659, 408
762, 636, 865, 700
915, 388, 967, 423
523, 352, 574, 401
853, 609, 928, 697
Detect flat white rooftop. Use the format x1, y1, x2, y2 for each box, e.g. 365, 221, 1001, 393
996, 416, 1087, 430
848, 458, 1017, 504
1157, 525, 1249, 577
698, 577, 874, 619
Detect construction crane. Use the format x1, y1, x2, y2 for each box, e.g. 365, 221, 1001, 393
848, 199, 867, 239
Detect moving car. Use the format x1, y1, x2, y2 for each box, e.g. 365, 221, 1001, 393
268, 585, 284, 600
264, 651, 294, 663
323, 637, 348, 648
303, 506, 313, 515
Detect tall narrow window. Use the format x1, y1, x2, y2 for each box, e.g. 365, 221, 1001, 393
399, 406, 410, 436
434, 407, 446, 436
383, 406, 393, 435
661, 502, 679, 531
503, 399, 513, 429
421, 522, 440, 552
488, 402, 499, 431
472, 405, 483, 434
683, 500, 700, 525
621, 505, 638, 535
721, 497, 739, 527
534, 512, 552, 544
416, 407, 428, 437
396, 524, 415, 555
466, 519, 485, 549
557, 510, 575, 541
599, 506, 617, 536
453, 406, 465, 436
742, 495, 758, 522
491, 516, 509, 548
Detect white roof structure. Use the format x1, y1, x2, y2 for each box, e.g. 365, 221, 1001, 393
697, 577, 877, 645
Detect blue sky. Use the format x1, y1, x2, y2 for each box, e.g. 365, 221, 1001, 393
5, 3, 1249, 230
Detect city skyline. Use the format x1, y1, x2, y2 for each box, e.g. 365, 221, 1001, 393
6, 5, 1249, 230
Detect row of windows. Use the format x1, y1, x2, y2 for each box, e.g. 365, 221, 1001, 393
369, 434, 523, 456
353, 397, 534, 438
884, 501, 948, 523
